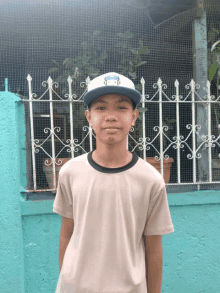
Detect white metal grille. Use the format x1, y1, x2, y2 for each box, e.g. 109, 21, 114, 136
19, 74, 220, 193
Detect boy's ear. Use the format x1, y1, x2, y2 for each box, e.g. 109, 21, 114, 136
84, 110, 89, 122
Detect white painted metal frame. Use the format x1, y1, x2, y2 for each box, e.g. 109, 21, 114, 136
22, 74, 220, 192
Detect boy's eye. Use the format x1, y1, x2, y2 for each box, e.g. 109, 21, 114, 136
97, 107, 127, 110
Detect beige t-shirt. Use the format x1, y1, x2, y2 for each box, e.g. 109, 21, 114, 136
53, 150, 174, 293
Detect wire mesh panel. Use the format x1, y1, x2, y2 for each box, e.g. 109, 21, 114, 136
0, 0, 208, 94
0, 0, 219, 192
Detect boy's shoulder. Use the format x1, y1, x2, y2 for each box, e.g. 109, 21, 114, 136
59, 153, 88, 175
138, 156, 165, 182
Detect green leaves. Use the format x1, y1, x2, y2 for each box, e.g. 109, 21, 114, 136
100, 51, 108, 60
63, 58, 70, 65
81, 55, 88, 64
139, 40, 143, 47
135, 84, 142, 91
81, 41, 88, 49
115, 42, 128, 49
129, 47, 149, 57
211, 40, 220, 52
93, 30, 101, 38
163, 118, 176, 130
136, 107, 148, 122
117, 30, 134, 39
137, 47, 150, 55
137, 107, 148, 113
128, 72, 137, 79
129, 48, 138, 55
52, 60, 59, 67
63, 58, 75, 69
48, 67, 59, 74
136, 61, 147, 67
209, 62, 217, 81
48, 29, 150, 99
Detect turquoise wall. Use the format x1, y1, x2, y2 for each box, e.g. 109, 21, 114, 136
0, 89, 220, 293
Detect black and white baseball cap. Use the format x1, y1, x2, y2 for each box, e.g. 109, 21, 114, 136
83, 72, 142, 108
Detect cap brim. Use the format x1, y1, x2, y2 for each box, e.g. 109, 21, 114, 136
83, 86, 142, 107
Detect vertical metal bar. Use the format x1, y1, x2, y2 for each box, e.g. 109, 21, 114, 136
85, 76, 93, 152
89, 126, 93, 152
5, 78, 8, 92
48, 77, 56, 189
206, 80, 213, 182
27, 74, 37, 190
191, 79, 197, 183
141, 77, 146, 161
67, 76, 75, 159
158, 78, 164, 177
175, 80, 181, 184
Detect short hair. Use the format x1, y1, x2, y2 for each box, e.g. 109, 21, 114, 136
87, 99, 136, 112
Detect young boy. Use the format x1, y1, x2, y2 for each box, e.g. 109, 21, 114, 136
53, 72, 174, 293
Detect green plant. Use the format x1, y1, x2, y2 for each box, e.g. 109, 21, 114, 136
114, 30, 150, 92
48, 29, 149, 94
48, 30, 106, 95
48, 29, 150, 155
113, 29, 177, 154
48, 30, 107, 151
208, 22, 220, 159
48, 29, 177, 158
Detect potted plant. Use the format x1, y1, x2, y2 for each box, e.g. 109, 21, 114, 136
43, 157, 71, 190
134, 105, 175, 184
207, 22, 220, 180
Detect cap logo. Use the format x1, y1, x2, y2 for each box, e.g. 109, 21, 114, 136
104, 75, 120, 86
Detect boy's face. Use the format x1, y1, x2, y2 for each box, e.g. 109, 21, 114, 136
84, 94, 139, 145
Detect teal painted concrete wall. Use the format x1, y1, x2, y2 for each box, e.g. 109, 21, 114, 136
0, 89, 220, 293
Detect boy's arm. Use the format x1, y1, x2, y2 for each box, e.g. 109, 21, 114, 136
143, 235, 163, 293
59, 216, 74, 273
59, 234, 72, 273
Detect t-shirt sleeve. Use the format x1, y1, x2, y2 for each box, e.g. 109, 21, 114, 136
143, 184, 174, 235
53, 171, 73, 219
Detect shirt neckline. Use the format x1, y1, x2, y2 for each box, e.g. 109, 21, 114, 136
88, 150, 139, 173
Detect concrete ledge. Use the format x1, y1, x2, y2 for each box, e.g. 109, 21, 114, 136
20, 188, 220, 216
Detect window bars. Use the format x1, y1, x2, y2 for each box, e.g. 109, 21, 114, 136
19, 74, 220, 193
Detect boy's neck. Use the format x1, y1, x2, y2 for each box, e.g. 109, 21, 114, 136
92, 149, 133, 168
